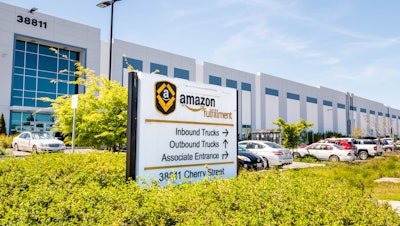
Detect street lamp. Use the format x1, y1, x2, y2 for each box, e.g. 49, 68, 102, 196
97, 0, 121, 80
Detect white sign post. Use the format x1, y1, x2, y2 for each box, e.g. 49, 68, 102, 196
71, 94, 78, 153
128, 72, 237, 186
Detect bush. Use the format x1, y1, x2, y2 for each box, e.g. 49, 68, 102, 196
0, 134, 14, 149
0, 153, 399, 225
0, 147, 12, 155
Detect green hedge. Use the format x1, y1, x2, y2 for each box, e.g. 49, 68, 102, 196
0, 153, 399, 225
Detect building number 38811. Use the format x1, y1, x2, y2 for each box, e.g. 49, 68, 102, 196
16, 15, 47, 29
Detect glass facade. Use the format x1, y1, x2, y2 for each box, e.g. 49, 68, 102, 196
10, 39, 81, 134
12, 39, 80, 108
10, 112, 54, 133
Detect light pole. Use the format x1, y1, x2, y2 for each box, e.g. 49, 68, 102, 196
97, 0, 121, 80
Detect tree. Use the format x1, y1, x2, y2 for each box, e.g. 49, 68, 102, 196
0, 113, 6, 135
272, 117, 313, 150
40, 62, 128, 151
350, 127, 363, 138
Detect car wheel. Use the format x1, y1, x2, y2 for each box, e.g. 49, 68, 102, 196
237, 162, 244, 171
358, 151, 368, 160
32, 145, 38, 154
329, 155, 339, 162
14, 143, 19, 151
385, 147, 392, 152
293, 152, 301, 158
263, 157, 269, 169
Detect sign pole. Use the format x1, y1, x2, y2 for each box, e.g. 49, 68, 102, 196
126, 72, 138, 181
71, 94, 78, 153
72, 108, 76, 153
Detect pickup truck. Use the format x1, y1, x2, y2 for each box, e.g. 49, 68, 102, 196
352, 139, 383, 160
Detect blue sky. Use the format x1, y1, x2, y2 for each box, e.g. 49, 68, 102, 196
4, 0, 400, 109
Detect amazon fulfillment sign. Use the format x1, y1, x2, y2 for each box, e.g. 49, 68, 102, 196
126, 72, 238, 186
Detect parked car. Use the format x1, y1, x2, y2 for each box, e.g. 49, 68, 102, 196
302, 142, 355, 162
238, 145, 267, 170
292, 146, 310, 158
323, 139, 354, 150
352, 139, 383, 160
382, 141, 400, 152
238, 140, 293, 168
12, 132, 66, 153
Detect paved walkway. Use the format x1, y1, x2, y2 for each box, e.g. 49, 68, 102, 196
374, 177, 400, 216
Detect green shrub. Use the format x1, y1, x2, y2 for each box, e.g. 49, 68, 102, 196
0, 153, 399, 225
0, 134, 14, 149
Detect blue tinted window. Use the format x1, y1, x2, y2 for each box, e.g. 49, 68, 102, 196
370, 110, 375, 114
69, 84, 76, 94
26, 69, 36, 76
360, 108, 367, 113
287, 92, 300, 100
124, 57, 143, 71
14, 67, 24, 75
59, 59, 69, 72
58, 82, 68, 94
241, 82, 251, 91
36, 113, 53, 122
323, 100, 332, 106
39, 55, 57, 71
209, 75, 221, 86
150, 62, 167, 76
37, 78, 56, 92
226, 79, 237, 89
350, 106, 357, 111
68, 61, 77, 74
39, 45, 57, 56
12, 75, 24, 89
15, 51, 25, 67
38, 71, 57, 79
24, 77, 37, 90
11, 97, 23, 106
307, 97, 317, 104
265, 88, 279, 96
58, 74, 68, 82
26, 43, 38, 53
59, 49, 69, 59
26, 53, 37, 69
37, 93, 56, 107
337, 103, 345, 109
23, 98, 35, 107
70, 51, 79, 61
24, 91, 35, 98
12, 39, 83, 109
11, 90, 22, 97
378, 112, 383, 116
174, 68, 189, 80
15, 40, 25, 51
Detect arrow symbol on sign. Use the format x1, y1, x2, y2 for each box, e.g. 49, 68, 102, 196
222, 129, 229, 137
222, 151, 229, 159
223, 139, 228, 148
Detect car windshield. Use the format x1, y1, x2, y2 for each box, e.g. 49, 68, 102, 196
264, 142, 282, 149
31, 132, 53, 140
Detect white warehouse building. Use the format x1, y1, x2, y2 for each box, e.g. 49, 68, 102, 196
1, 2, 399, 140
